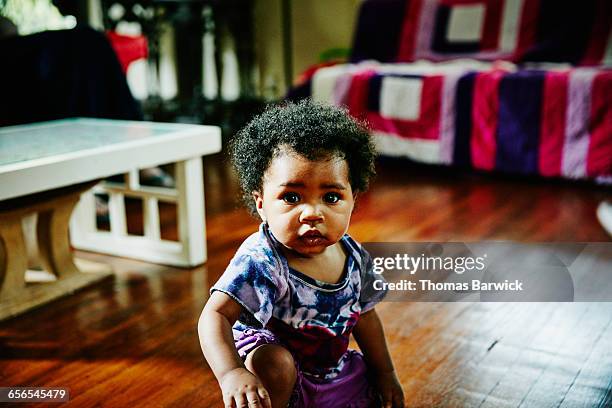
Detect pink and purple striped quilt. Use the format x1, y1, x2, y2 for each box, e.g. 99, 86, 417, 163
351, 0, 612, 66
312, 62, 612, 182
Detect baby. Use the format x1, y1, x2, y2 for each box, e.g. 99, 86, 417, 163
198, 100, 404, 408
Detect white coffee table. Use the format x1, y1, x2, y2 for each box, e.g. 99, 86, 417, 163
0, 118, 221, 320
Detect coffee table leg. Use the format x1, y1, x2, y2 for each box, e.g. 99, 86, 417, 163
37, 194, 81, 279
0, 218, 28, 299
176, 157, 207, 266
0, 186, 113, 321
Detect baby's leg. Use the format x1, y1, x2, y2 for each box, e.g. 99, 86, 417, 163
245, 344, 297, 408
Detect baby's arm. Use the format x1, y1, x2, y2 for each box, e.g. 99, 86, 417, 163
353, 309, 405, 408
198, 291, 272, 408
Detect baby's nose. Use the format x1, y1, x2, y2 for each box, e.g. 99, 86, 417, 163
299, 204, 324, 224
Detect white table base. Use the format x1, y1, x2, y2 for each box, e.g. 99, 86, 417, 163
70, 157, 207, 267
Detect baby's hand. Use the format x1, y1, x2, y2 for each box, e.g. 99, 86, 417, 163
220, 367, 272, 408
375, 370, 405, 408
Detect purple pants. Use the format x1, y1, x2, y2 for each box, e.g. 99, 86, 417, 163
235, 328, 380, 408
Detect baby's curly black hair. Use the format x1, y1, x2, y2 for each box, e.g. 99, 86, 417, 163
230, 99, 377, 215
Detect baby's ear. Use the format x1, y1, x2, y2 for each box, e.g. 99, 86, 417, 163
252, 191, 266, 221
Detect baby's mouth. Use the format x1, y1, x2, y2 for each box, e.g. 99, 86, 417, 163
300, 229, 326, 245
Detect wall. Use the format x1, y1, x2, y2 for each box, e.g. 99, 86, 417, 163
254, 0, 361, 99
291, 0, 361, 79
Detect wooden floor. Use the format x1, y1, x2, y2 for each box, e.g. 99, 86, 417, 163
1, 154, 611, 407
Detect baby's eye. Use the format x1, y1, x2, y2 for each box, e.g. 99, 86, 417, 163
323, 192, 341, 204
282, 192, 300, 204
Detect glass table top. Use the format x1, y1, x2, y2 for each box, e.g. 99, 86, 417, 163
0, 118, 204, 167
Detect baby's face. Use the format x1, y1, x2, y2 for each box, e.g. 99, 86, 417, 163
253, 148, 354, 257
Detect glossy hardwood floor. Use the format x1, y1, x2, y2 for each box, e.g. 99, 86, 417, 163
1, 153, 610, 408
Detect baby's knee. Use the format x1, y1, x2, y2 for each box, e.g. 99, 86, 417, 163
246, 344, 297, 387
